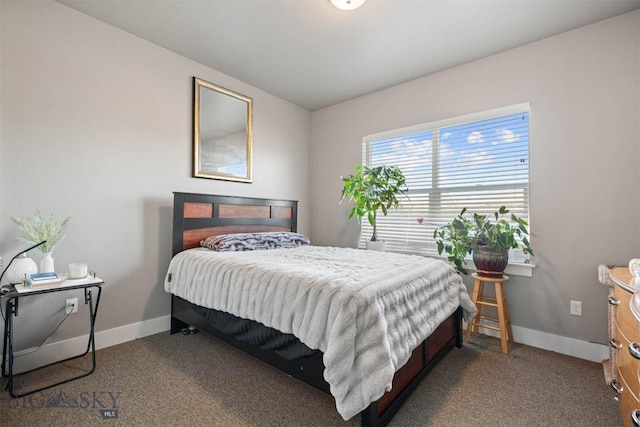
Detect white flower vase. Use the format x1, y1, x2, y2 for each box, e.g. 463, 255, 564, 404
2, 253, 38, 285
40, 252, 55, 273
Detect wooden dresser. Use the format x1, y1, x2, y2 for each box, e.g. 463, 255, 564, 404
609, 267, 640, 426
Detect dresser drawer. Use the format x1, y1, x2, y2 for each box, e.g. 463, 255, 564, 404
614, 327, 640, 401
614, 284, 637, 341
615, 372, 640, 427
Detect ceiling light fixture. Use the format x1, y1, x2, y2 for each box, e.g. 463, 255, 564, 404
330, 0, 367, 11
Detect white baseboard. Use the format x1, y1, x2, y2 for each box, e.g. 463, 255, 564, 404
93, 315, 171, 350
465, 320, 609, 363
12, 315, 171, 374
11, 315, 608, 374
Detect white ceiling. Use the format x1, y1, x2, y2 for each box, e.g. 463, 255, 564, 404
56, 0, 640, 111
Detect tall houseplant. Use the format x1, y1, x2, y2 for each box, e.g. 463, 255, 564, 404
433, 206, 533, 277
340, 165, 407, 250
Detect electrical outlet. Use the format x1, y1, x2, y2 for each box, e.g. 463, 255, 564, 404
66, 298, 78, 314
570, 300, 582, 316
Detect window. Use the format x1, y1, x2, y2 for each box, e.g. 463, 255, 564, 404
360, 104, 531, 261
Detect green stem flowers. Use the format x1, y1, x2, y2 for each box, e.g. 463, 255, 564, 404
9, 211, 70, 253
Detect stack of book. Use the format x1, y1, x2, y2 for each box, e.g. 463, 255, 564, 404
27, 272, 63, 288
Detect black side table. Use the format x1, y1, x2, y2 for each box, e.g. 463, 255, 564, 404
1, 277, 103, 398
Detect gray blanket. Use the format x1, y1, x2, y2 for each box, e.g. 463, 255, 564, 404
164, 246, 476, 420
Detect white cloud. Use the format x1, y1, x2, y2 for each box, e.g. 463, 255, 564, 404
467, 131, 484, 144
498, 128, 518, 143
460, 149, 493, 166
439, 142, 455, 158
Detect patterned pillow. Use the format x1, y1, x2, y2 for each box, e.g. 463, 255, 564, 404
201, 232, 311, 252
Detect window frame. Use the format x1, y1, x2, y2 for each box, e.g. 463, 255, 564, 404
361, 103, 534, 277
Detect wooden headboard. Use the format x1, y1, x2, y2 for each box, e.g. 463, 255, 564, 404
172, 192, 298, 256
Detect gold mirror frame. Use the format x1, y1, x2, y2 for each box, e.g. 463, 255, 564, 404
193, 77, 253, 182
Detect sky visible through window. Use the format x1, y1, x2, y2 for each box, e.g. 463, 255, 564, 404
362, 112, 530, 254
369, 113, 529, 192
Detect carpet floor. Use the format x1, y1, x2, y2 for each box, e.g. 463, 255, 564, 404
1, 331, 621, 426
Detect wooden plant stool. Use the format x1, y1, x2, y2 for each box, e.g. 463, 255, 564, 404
465, 273, 513, 354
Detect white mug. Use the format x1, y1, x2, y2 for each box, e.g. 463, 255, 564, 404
68, 263, 88, 279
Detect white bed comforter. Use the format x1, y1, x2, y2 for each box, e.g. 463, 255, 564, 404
164, 246, 477, 420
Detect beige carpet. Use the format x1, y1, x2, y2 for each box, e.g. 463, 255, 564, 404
1, 331, 621, 426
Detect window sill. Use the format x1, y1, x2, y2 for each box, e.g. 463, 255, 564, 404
426, 254, 535, 278
502, 261, 535, 278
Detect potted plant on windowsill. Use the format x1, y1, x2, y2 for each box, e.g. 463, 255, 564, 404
433, 206, 533, 277
340, 165, 407, 251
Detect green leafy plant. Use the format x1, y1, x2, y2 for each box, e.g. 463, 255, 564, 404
9, 211, 70, 253
340, 165, 407, 241
432, 206, 533, 275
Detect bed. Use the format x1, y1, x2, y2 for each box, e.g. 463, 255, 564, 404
164, 192, 476, 426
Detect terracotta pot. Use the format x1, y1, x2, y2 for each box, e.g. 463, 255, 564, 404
473, 245, 508, 278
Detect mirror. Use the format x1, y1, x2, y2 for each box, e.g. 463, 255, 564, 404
193, 77, 253, 182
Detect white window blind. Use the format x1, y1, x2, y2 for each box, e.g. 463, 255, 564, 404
359, 104, 531, 257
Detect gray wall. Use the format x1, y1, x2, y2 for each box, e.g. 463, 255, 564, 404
0, 1, 311, 350
310, 11, 640, 346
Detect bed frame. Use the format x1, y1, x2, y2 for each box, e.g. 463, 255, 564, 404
169, 192, 463, 426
